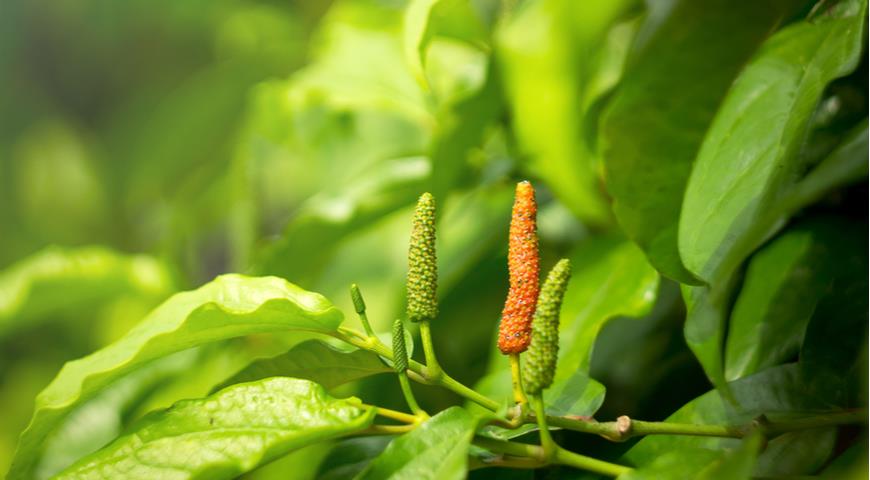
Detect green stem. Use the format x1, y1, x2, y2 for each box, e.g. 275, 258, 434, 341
334, 328, 501, 412
509, 353, 529, 409
418, 321, 442, 379
375, 407, 419, 424
553, 447, 632, 477
438, 371, 501, 411
473, 437, 631, 477
542, 409, 868, 442
356, 424, 416, 436
532, 394, 555, 459
398, 373, 426, 417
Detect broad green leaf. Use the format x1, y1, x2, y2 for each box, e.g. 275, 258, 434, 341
54, 378, 376, 479
0, 246, 172, 338
624, 364, 842, 476
35, 351, 199, 479
620, 432, 762, 479
217, 340, 392, 392
753, 430, 836, 477
800, 234, 868, 408
555, 236, 659, 379
356, 407, 478, 480
8, 274, 343, 480
317, 437, 393, 480
601, 0, 798, 283
497, 0, 635, 226
786, 121, 869, 212
821, 440, 868, 479
725, 218, 864, 380
245, 442, 334, 480
679, 0, 867, 282
682, 274, 740, 395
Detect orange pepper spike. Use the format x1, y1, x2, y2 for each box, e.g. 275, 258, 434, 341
498, 181, 540, 354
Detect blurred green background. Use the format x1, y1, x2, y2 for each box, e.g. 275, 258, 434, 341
0, 0, 866, 477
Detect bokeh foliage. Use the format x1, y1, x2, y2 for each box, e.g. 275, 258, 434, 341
0, 0, 866, 478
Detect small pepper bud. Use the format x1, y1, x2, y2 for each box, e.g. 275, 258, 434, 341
392, 318, 409, 373
406, 192, 438, 323
523, 259, 572, 395
498, 181, 540, 354
350, 283, 366, 315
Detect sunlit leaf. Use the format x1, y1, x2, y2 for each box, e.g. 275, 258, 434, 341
54, 378, 376, 480
8, 275, 343, 479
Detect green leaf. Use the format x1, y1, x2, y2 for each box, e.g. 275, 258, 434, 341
356, 407, 478, 480
54, 378, 376, 480
317, 437, 393, 480
679, 0, 868, 282
8, 274, 343, 480
799, 231, 869, 408
821, 439, 868, 479
0, 246, 173, 338
601, 0, 799, 283
624, 364, 841, 476
497, 0, 635, 226
555, 236, 660, 379
682, 274, 740, 395
725, 218, 865, 380
620, 432, 762, 479
217, 340, 392, 392
786, 121, 869, 212
36, 350, 200, 479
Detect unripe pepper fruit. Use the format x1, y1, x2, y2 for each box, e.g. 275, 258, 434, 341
523, 258, 572, 395
406, 193, 438, 323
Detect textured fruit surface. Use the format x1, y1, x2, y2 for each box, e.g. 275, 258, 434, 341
524, 259, 572, 395
498, 181, 540, 354
406, 193, 438, 323
392, 318, 409, 372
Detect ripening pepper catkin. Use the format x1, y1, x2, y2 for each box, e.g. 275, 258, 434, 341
523, 258, 572, 395
406, 192, 438, 323
392, 318, 409, 373
498, 181, 540, 354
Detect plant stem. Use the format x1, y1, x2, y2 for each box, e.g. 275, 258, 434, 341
357, 424, 416, 436
509, 353, 529, 409
418, 320, 443, 379
397, 372, 426, 418
553, 447, 632, 477
532, 394, 556, 459
540, 409, 868, 442
473, 437, 631, 477
334, 327, 501, 412
438, 370, 501, 411
375, 407, 419, 424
